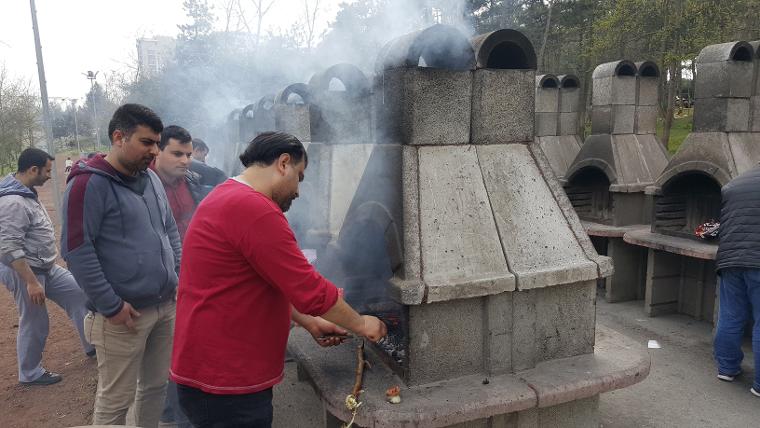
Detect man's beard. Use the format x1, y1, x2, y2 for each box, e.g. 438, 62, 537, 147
279, 198, 293, 212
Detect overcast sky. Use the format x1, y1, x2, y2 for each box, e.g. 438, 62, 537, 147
0, 0, 352, 101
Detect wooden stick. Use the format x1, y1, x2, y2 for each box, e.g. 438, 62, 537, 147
351, 340, 365, 398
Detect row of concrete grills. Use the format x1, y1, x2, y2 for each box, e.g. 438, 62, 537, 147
558, 40, 760, 326
215, 25, 758, 428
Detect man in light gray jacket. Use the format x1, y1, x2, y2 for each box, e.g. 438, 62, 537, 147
0, 148, 94, 386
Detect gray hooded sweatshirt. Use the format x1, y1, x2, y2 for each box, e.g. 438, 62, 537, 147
61, 155, 181, 317
0, 174, 58, 271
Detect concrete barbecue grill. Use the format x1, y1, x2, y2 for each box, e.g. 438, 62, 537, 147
289, 25, 649, 428
563, 60, 669, 304
274, 82, 312, 143
534, 73, 584, 179
222, 108, 242, 176
624, 41, 760, 322
288, 63, 377, 253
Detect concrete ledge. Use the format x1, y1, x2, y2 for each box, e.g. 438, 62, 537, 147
289, 324, 650, 427
582, 221, 649, 238
623, 229, 717, 260
517, 325, 650, 408
425, 274, 516, 303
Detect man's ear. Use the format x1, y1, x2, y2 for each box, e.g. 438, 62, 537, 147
112, 129, 125, 147
278, 153, 292, 174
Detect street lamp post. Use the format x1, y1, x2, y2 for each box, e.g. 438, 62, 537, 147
70, 99, 81, 155
84, 70, 100, 149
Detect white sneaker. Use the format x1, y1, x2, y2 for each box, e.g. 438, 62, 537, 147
717, 371, 741, 382
751, 388, 760, 397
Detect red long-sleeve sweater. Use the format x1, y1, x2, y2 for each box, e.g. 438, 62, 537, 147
170, 179, 339, 394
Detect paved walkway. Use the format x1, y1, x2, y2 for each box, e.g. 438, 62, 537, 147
272, 297, 759, 427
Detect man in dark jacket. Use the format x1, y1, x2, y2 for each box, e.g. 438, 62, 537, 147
714, 166, 760, 398
61, 104, 182, 426
151, 125, 214, 427
189, 138, 227, 187
0, 148, 94, 386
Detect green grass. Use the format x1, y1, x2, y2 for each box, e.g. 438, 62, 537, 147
657, 108, 693, 154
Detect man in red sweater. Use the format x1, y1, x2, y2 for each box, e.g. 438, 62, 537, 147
170, 131, 386, 427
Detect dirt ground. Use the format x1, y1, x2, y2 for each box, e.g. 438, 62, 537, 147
0, 155, 97, 428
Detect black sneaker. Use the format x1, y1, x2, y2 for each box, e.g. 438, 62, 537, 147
752, 388, 760, 398
86, 349, 96, 358
20, 371, 62, 386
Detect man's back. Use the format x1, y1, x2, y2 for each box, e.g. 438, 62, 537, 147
716, 166, 760, 271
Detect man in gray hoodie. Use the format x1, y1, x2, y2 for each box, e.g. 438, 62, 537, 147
0, 148, 94, 386
61, 104, 181, 427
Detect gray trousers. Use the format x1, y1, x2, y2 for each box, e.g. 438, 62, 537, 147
0, 263, 93, 382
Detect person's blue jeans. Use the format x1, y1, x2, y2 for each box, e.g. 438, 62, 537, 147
713, 267, 760, 390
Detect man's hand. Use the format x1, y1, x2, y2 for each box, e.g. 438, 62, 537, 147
107, 302, 141, 331
357, 315, 387, 343
26, 279, 46, 305
306, 316, 349, 347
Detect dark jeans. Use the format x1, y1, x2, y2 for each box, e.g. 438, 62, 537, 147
161, 380, 192, 427
176, 383, 273, 428
714, 268, 760, 390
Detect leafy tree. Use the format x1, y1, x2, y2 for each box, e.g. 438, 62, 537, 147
0, 66, 40, 173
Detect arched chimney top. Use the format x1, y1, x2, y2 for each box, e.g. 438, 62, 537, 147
471, 29, 537, 70
697, 41, 754, 63
241, 103, 257, 119
255, 94, 275, 111
536, 74, 560, 88
636, 61, 660, 78
309, 63, 370, 97
593, 60, 637, 79
558, 74, 580, 89
275, 83, 311, 105
227, 108, 242, 122
376, 24, 475, 72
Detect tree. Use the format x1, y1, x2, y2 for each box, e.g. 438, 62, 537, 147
0, 66, 40, 173
303, 0, 321, 50
250, 0, 279, 48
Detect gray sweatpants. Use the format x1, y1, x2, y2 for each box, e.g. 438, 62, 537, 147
0, 263, 93, 382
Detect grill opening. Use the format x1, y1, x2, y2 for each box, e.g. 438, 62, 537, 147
561, 75, 580, 88
565, 167, 612, 223
487, 41, 530, 69
285, 93, 305, 104
639, 63, 659, 77
316, 202, 408, 371
411, 25, 475, 70
654, 173, 721, 240
732, 45, 753, 61
539, 75, 559, 88
328, 78, 347, 91
616, 63, 636, 76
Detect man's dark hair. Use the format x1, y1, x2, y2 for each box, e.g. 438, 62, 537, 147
17, 148, 54, 173
239, 132, 307, 168
193, 139, 209, 153
159, 125, 192, 150
107, 103, 163, 143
